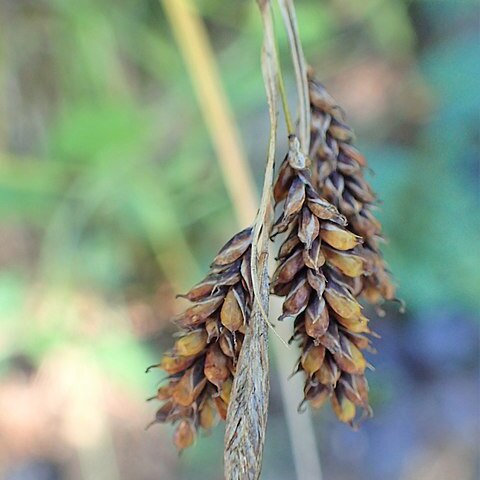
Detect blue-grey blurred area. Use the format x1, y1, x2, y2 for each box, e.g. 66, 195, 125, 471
0, 1, 478, 479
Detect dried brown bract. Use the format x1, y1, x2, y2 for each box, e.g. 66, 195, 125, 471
147, 227, 254, 450
272, 135, 373, 424
308, 72, 396, 306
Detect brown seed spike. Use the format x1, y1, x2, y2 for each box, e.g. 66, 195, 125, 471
173, 419, 196, 450
220, 287, 245, 332
212, 227, 252, 266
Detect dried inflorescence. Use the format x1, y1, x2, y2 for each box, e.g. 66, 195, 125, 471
272, 135, 375, 424
149, 83, 398, 448
308, 73, 396, 306
147, 228, 254, 450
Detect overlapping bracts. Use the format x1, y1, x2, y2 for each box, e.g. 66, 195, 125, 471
308, 74, 396, 305
272, 135, 374, 424
147, 228, 254, 449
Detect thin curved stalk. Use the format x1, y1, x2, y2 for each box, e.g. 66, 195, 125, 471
277, 0, 311, 153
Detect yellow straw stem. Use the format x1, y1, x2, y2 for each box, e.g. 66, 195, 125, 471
161, 0, 259, 227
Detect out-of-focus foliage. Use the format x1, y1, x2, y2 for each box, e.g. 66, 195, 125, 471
0, 1, 478, 479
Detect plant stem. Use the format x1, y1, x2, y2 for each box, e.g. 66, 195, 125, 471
161, 0, 258, 228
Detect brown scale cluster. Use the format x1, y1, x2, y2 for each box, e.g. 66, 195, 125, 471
272, 135, 374, 424
147, 227, 254, 450
308, 74, 396, 306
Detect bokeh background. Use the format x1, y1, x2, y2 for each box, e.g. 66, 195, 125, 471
0, 0, 479, 479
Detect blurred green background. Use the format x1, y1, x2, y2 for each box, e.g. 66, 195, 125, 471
0, 1, 478, 479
